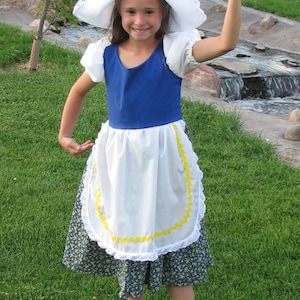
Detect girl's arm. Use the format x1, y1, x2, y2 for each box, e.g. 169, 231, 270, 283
192, 0, 241, 63
58, 72, 96, 156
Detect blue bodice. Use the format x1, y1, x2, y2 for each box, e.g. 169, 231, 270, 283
103, 42, 182, 129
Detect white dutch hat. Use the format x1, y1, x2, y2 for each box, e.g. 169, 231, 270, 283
73, 0, 207, 32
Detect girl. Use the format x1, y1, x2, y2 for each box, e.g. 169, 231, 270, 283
59, 0, 241, 299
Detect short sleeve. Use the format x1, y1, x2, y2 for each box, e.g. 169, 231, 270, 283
163, 30, 201, 78
80, 36, 111, 82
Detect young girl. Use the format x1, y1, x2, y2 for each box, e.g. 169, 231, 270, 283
59, 0, 241, 299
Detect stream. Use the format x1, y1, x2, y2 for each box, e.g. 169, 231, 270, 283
215, 42, 300, 119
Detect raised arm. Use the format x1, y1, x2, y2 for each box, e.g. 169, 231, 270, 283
192, 0, 241, 63
58, 72, 96, 156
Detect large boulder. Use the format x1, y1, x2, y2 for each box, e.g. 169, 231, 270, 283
184, 64, 221, 98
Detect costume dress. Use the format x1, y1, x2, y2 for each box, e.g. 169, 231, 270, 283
62, 30, 212, 299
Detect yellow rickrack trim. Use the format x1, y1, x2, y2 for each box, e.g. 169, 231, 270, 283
94, 123, 193, 244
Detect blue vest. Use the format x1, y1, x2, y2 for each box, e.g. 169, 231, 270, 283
104, 42, 182, 129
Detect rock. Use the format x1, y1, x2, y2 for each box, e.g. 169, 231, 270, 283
284, 126, 300, 141
280, 59, 300, 68
248, 14, 278, 34
255, 43, 267, 52
184, 64, 221, 98
293, 38, 300, 46
29, 19, 51, 34
78, 37, 92, 48
288, 108, 300, 122
236, 53, 250, 58
0, 5, 10, 11
211, 4, 227, 13
29, 19, 39, 27
209, 58, 257, 75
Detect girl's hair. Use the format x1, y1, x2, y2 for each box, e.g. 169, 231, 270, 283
110, 0, 170, 44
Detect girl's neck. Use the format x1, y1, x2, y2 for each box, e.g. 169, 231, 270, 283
120, 37, 161, 54
118, 38, 161, 69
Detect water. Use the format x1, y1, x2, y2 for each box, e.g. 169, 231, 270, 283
220, 73, 300, 118
233, 96, 300, 119
60, 25, 300, 119
60, 24, 107, 43
214, 42, 300, 119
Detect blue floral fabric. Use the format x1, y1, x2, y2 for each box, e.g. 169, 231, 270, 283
62, 176, 212, 299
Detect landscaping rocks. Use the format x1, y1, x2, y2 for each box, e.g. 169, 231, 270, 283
284, 126, 300, 141
209, 57, 257, 75
184, 64, 221, 98
288, 108, 300, 122
248, 14, 278, 34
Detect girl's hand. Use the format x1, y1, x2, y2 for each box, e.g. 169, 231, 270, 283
59, 136, 94, 156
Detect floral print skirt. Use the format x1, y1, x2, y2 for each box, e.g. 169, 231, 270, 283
62, 177, 212, 299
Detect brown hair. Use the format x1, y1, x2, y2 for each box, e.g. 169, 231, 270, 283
110, 0, 170, 44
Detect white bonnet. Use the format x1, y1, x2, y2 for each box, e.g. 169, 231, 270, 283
73, 0, 207, 32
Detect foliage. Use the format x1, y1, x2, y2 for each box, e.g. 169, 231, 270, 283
35, 0, 79, 27
242, 0, 300, 21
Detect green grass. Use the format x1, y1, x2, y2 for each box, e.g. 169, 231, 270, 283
242, 0, 300, 21
1, 23, 300, 299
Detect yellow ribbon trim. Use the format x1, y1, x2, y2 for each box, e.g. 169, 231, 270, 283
95, 123, 193, 244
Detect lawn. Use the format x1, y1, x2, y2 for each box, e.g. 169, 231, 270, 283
0, 22, 299, 300
242, 0, 300, 21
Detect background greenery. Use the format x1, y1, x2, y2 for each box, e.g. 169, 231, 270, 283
1, 1, 300, 298
242, 0, 300, 22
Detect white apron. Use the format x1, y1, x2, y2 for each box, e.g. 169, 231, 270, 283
81, 120, 206, 261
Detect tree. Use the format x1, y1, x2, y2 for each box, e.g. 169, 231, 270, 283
28, 0, 78, 71
29, 0, 50, 71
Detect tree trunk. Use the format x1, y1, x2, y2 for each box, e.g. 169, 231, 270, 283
29, 0, 51, 71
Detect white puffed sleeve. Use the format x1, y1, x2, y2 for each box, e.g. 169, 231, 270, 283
163, 30, 201, 78
80, 36, 111, 82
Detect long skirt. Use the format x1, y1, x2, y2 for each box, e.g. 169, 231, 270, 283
62, 178, 212, 299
